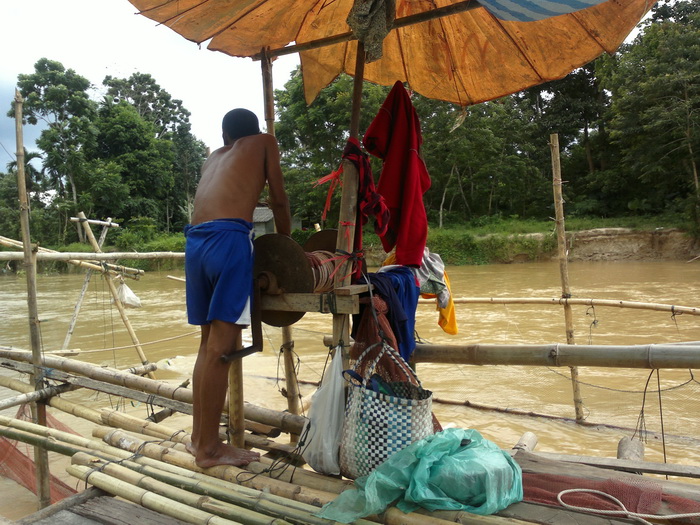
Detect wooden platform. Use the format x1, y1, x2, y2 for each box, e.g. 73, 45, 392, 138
16, 488, 191, 525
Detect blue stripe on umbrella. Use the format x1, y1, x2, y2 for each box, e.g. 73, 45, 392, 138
478, 0, 607, 22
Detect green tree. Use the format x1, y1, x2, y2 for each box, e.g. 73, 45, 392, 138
275, 69, 388, 224
103, 73, 206, 231
91, 100, 175, 227
605, 1, 700, 221
11, 58, 98, 242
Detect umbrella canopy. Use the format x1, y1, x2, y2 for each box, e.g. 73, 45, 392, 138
128, 0, 653, 105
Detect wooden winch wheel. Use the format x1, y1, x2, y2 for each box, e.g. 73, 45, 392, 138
254, 233, 314, 327
302, 229, 337, 253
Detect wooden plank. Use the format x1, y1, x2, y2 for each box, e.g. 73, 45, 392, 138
261, 292, 359, 314
334, 284, 370, 296
514, 450, 700, 503
530, 450, 700, 479
72, 496, 191, 525
17, 487, 107, 524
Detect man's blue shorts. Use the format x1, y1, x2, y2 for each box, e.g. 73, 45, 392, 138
184, 218, 254, 326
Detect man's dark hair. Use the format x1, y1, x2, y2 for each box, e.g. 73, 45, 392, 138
222, 108, 261, 141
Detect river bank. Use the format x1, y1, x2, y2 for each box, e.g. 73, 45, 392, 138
361, 227, 700, 266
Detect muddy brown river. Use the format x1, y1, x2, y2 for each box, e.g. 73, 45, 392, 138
1, 260, 699, 518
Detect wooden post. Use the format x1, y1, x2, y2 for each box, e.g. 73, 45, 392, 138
261, 49, 275, 135
550, 133, 584, 422
78, 212, 156, 380
260, 55, 302, 433
62, 218, 113, 350
333, 41, 366, 355
14, 89, 52, 509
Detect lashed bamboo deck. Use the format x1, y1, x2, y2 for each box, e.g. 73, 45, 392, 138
2, 346, 700, 525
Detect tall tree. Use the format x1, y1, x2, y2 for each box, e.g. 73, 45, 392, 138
103, 73, 206, 230
606, 0, 700, 220
11, 58, 98, 242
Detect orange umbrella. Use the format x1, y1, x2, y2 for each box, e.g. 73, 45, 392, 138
127, 0, 654, 106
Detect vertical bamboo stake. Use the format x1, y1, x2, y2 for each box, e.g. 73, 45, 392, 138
333, 42, 365, 355
14, 89, 51, 509
78, 212, 156, 380
62, 219, 112, 350
260, 54, 301, 430
550, 133, 584, 422
281, 329, 301, 442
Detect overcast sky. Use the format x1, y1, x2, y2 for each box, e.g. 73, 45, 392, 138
0, 0, 299, 167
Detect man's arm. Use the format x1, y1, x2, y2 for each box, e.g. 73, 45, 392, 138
264, 136, 292, 236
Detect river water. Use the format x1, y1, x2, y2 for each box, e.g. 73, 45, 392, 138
1, 260, 699, 518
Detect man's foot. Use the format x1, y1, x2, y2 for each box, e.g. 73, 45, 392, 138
195, 442, 261, 468
185, 441, 196, 456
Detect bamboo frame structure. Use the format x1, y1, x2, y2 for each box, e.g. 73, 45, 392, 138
77, 211, 156, 379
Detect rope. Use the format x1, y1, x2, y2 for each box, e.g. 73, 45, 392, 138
77, 330, 200, 354
306, 250, 336, 293
557, 488, 700, 524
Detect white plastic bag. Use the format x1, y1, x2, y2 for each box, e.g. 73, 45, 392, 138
302, 346, 345, 475
116, 280, 142, 308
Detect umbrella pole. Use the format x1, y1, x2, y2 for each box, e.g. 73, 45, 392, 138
349, 42, 365, 140
333, 41, 366, 358
261, 49, 275, 135
259, 51, 302, 437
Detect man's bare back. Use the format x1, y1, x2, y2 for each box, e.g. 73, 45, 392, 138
192, 133, 291, 235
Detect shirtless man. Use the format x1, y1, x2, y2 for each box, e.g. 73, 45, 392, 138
185, 108, 291, 468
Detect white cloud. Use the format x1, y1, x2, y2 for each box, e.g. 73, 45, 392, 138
0, 0, 299, 166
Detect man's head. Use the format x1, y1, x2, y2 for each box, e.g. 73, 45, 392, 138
222, 108, 261, 144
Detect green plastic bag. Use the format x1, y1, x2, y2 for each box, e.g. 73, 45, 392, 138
317, 428, 523, 523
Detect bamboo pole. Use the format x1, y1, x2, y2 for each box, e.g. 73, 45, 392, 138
13, 88, 51, 509
69, 216, 120, 228
70, 453, 293, 525
0, 235, 144, 277
252, 0, 479, 60
0, 383, 74, 411
261, 49, 275, 135
260, 59, 301, 431
78, 211, 155, 379
67, 464, 242, 525
550, 133, 584, 422
94, 416, 350, 495
0, 375, 102, 423
411, 342, 700, 368
71, 452, 373, 525
0, 347, 307, 434
418, 296, 700, 315
37, 419, 354, 525
0, 250, 183, 261
63, 219, 112, 350
98, 429, 338, 507
281, 332, 301, 443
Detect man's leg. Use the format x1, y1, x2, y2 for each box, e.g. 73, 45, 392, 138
190, 319, 260, 468
188, 324, 209, 454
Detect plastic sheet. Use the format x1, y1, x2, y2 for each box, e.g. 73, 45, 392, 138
318, 428, 523, 523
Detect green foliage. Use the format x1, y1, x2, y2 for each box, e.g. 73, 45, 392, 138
291, 228, 316, 246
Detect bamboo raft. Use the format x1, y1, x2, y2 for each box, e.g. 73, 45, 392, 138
2, 346, 700, 525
